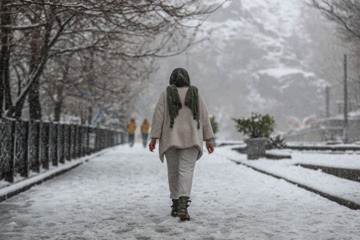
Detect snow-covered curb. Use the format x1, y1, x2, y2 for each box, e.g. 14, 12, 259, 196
0, 147, 114, 202
228, 159, 360, 210
214, 145, 360, 210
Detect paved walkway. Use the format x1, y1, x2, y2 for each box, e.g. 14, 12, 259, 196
0, 144, 359, 240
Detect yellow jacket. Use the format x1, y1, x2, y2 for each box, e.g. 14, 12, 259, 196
126, 122, 136, 134
141, 122, 150, 134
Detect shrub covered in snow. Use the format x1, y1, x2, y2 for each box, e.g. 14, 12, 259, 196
233, 112, 275, 138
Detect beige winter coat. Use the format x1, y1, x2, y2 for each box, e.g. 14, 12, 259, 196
150, 87, 215, 162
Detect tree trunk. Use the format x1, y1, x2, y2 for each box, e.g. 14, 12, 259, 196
13, 77, 23, 119
14, 95, 26, 119
28, 79, 42, 120
0, 56, 3, 118
28, 26, 42, 120
54, 101, 62, 122
0, 73, 2, 118
54, 84, 64, 122
54, 60, 68, 122
0, 0, 12, 117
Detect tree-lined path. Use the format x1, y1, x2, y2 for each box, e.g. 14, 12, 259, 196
1, 144, 359, 240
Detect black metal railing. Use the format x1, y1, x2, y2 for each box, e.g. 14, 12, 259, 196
0, 118, 124, 183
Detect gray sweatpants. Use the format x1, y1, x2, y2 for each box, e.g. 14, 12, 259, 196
164, 146, 199, 199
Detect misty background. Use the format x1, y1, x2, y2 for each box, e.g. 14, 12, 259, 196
131, 0, 358, 140
3, 0, 359, 142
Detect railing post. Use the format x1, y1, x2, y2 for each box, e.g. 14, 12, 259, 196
7, 118, 15, 182
103, 129, 105, 148
40, 122, 50, 170
111, 130, 114, 147
28, 121, 40, 173
79, 126, 84, 157
105, 129, 108, 147
101, 129, 105, 149
0, 120, 3, 180
70, 124, 76, 159
49, 123, 58, 166
95, 127, 99, 151
79, 126, 82, 157
111, 130, 114, 146
78, 125, 82, 158
108, 130, 110, 147
74, 125, 80, 158
84, 126, 87, 156
100, 128, 103, 150
64, 124, 71, 161
0, 118, 15, 183
85, 127, 88, 152
14, 120, 29, 178
112, 131, 115, 146
85, 126, 89, 154
113, 131, 116, 146
97, 128, 100, 150
121, 131, 125, 144
99, 127, 102, 150
57, 124, 64, 164
88, 127, 95, 154
84, 126, 88, 155
103, 129, 107, 148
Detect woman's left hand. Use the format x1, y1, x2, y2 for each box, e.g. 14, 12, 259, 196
149, 139, 156, 152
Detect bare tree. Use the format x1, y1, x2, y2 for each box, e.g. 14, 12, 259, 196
309, 0, 360, 43
309, 0, 360, 104
0, 0, 11, 118
1, 0, 224, 121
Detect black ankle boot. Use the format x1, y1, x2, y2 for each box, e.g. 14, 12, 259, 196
171, 199, 179, 217
178, 196, 191, 221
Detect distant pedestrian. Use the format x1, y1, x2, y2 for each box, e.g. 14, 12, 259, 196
126, 117, 136, 147
141, 118, 151, 148
149, 68, 215, 221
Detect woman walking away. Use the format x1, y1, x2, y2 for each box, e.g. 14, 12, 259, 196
141, 118, 150, 148
149, 68, 215, 221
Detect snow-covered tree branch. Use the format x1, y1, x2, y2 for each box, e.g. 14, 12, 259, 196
0, 0, 225, 123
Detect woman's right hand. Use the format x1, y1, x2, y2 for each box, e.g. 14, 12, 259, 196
206, 140, 214, 154
149, 139, 156, 152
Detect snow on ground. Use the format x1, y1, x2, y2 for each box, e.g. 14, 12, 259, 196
1, 143, 360, 240
221, 145, 360, 205
0, 150, 107, 192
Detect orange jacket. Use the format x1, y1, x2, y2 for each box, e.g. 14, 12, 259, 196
126, 122, 136, 134
141, 122, 150, 134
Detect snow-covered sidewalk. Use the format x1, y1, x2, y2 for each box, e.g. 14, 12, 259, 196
0, 144, 359, 240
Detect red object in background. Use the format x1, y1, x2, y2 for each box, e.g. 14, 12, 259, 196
286, 116, 301, 128
303, 116, 316, 126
